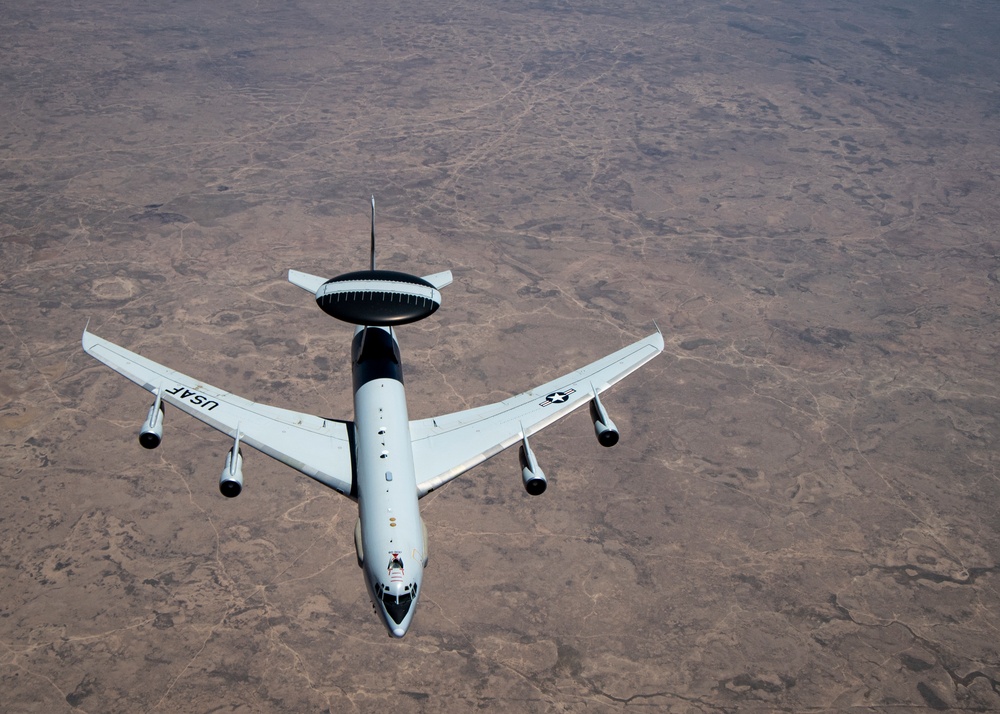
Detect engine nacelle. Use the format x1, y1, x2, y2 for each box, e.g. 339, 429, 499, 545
589, 393, 619, 447
138, 401, 164, 449
219, 447, 244, 498
519, 437, 547, 496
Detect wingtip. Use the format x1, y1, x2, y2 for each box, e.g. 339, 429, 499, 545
81, 320, 98, 352
649, 323, 665, 351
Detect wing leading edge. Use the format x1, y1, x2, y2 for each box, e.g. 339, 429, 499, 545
411, 330, 664, 496
81, 330, 355, 497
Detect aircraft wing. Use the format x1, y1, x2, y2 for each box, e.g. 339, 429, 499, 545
410, 330, 664, 497
82, 330, 355, 498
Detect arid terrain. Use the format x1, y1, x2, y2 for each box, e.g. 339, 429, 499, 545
2, 0, 999, 711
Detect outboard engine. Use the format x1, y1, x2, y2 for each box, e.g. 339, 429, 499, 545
139, 393, 164, 449
519, 435, 547, 495
219, 436, 244, 498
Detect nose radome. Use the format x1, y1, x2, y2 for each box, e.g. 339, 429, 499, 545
392, 626, 406, 638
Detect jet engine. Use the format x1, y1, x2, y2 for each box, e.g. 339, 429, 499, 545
519, 435, 547, 496
589, 392, 619, 447
219, 440, 244, 498
138, 395, 164, 449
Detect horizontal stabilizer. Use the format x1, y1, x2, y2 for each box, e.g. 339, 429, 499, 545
288, 269, 328, 294
421, 270, 453, 289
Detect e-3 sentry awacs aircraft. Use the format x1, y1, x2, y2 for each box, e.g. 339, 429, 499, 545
82, 198, 664, 637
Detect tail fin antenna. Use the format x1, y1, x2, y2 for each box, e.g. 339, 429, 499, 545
370, 195, 376, 271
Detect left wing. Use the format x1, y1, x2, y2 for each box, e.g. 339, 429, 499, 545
410, 330, 663, 496
82, 330, 355, 497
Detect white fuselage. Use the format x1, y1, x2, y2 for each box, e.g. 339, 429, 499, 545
352, 327, 424, 637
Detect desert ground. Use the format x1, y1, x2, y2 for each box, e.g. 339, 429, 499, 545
2, 0, 999, 711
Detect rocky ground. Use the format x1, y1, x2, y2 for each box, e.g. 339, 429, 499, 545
2, 0, 999, 711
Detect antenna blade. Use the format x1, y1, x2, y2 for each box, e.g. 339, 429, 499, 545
370, 195, 376, 270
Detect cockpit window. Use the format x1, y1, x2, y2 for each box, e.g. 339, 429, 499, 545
381, 588, 413, 624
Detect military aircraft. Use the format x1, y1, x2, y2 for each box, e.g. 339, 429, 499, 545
82, 198, 664, 637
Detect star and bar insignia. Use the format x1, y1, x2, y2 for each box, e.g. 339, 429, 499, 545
539, 388, 575, 407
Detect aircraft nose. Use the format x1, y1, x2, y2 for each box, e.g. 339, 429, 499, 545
391, 626, 406, 638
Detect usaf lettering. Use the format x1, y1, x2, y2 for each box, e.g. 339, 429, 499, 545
164, 385, 220, 411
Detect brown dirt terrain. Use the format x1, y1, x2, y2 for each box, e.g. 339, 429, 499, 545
2, 0, 999, 711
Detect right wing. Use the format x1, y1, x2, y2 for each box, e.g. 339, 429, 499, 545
82, 330, 356, 498
410, 331, 664, 496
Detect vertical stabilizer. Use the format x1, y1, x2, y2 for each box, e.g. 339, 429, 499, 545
370, 195, 376, 271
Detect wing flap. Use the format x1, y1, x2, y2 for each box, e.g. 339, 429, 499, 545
411, 331, 663, 496
82, 330, 355, 497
